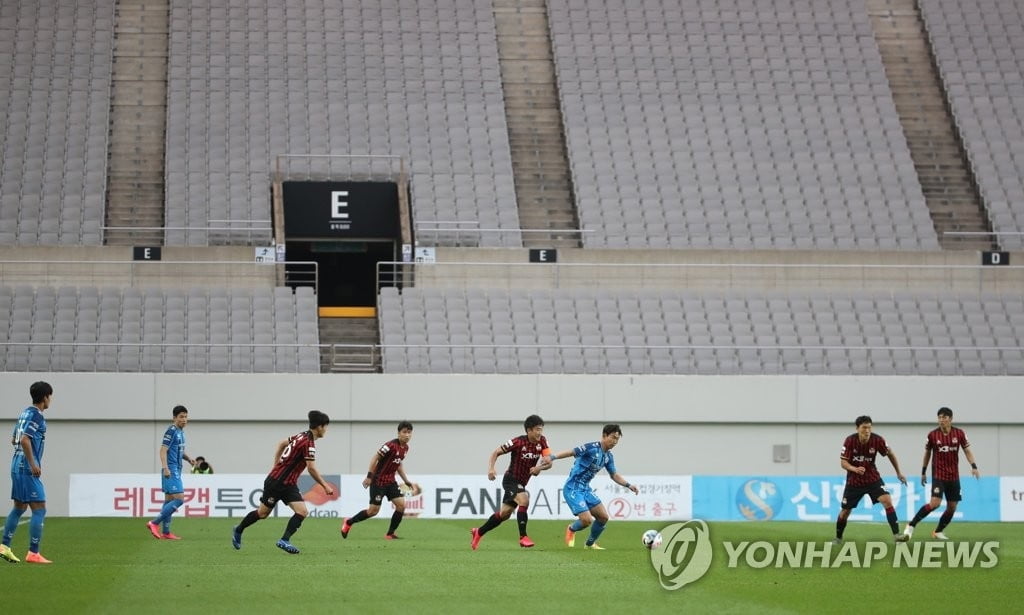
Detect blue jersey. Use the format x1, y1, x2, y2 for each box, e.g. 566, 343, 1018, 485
564, 441, 617, 493
11, 405, 46, 474
162, 425, 187, 476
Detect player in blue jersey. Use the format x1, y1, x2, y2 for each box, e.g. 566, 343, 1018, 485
147, 405, 195, 540
2, 381, 54, 564
548, 424, 638, 550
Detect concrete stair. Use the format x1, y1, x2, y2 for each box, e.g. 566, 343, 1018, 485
318, 317, 380, 373
104, 0, 168, 246
867, 0, 994, 251
492, 0, 581, 249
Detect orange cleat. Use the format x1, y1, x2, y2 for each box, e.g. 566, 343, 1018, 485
161, 533, 182, 540
146, 521, 162, 539
519, 536, 535, 548
25, 551, 52, 564
470, 528, 482, 550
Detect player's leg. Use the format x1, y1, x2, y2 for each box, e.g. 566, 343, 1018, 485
344, 486, 384, 537
875, 492, 906, 541
513, 491, 534, 547
150, 473, 185, 538
472, 497, 514, 550
1, 499, 28, 563
933, 481, 960, 539
563, 488, 591, 547
385, 490, 406, 538
583, 496, 609, 548
24, 500, 50, 562
275, 486, 307, 554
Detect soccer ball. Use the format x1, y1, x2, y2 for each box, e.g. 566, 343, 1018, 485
642, 529, 663, 549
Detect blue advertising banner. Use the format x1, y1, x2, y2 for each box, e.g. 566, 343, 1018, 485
693, 476, 1000, 522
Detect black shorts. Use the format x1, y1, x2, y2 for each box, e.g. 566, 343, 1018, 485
501, 473, 528, 507
260, 477, 303, 509
370, 482, 403, 505
841, 480, 890, 510
929, 478, 963, 502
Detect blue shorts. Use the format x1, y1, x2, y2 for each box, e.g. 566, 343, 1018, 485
563, 487, 601, 516
162, 473, 184, 495
10, 472, 46, 503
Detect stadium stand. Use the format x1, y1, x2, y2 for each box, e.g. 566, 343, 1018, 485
0, 0, 113, 245
921, 0, 1024, 249
548, 0, 939, 249
165, 0, 521, 246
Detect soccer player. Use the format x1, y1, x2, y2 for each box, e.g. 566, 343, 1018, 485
548, 424, 639, 550
834, 415, 909, 544
232, 410, 334, 554
903, 406, 980, 540
470, 414, 553, 550
341, 421, 414, 540
147, 405, 195, 540
1, 381, 54, 564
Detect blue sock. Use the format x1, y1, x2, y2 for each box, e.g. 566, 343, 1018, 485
153, 499, 183, 532
569, 519, 586, 532
29, 508, 45, 553
586, 520, 606, 545
3, 507, 27, 546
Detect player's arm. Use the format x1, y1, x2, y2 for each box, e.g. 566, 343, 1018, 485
531, 447, 553, 475
547, 449, 574, 463
963, 445, 980, 479
486, 446, 505, 481
184, 452, 195, 467
19, 433, 40, 477
271, 438, 288, 467
919, 446, 933, 486
396, 462, 412, 486
839, 455, 864, 475
609, 471, 639, 495
362, 450, 382, 488
304, 459, 334, 495
159, 444, 171, 478
886, 447, 908, 485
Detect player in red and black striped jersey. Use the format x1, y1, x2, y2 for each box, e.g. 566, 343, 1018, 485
231, 410, 333, 554
341, 421, 414, 540
835, 415, 909, 544
903, 407, 980, 540
470, 414, 552, 550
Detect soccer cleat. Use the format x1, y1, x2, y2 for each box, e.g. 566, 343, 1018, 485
932, 531, 949, 540
231, 527, 242, 550
831, 538, 842, 545
25, 551, 52, 564
146, 521, 162, 539
0, 544, 20, 563
470, 528, 482, 551
903, 525, 915, 539
340, 518, 351, 539
893, 533, 909, 543
565, 524, 576, 548
276, 539, 300, 554
384, 533, 402, 540
519, 536, 535, 548
584, 543, 606, 550
162, 532, 182, 540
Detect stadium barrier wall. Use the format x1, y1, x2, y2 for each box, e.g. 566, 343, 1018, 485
2, 373, 1022, 516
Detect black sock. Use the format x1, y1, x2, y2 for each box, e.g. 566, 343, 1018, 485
236, 510, 261, 533
884, 506, 899, 534
281, 513, 304, 541
387, 510, 403, 535
348, 510, 369, 525
835, 516, 847, 539
477, 513, 503, 536
936, 510, 954, 532
516, 506, 528, 537
910, 503, 933, 526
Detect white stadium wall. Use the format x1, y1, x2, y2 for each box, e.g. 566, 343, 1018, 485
1, 373, 1022, 516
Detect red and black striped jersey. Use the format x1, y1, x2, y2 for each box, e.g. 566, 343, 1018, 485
840, 433, 889, 487
369, 438, 409, 486
499, 435, 550, 486
925, 427, 971, 481
267, 430, 316, 486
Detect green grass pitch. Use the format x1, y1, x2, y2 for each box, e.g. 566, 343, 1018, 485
2, 518, 1019, 614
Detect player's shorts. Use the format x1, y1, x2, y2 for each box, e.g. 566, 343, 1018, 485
370, 482, 403, 505
563, 487, 601, 516
260, 477, 303, 509
10, 471, 45, 503
501, 473, 528, 506
162, 473, 184, 495
840, 480, 889, 510
929, 478, 962, 502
